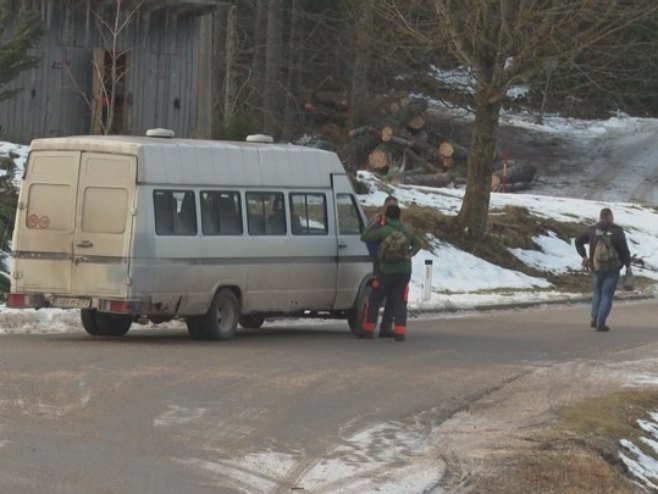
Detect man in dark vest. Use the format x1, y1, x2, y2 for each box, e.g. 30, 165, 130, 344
360, 205, 421, 342
575, 207, 631, 332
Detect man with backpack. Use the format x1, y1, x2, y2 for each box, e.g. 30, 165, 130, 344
365, 195, 398, 336
360, 204, 421, 342
575, 208, 631, 332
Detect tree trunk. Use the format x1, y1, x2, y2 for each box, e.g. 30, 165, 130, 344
262, 0, 284, 137
455, 96, 502, 239
223, 5, 238, 128
211, 4, 229, 115
248, 0, 268, 114
283, 0, 304, 138
350, 0, 373, 111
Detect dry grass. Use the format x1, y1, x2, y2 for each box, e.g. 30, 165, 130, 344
471, 390, 658, 493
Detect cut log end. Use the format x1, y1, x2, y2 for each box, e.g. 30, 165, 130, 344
406, 115, 426, 131
368, 148, 390, 170
438, 142, 454, 158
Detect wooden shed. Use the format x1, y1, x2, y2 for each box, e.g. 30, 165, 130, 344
0, 0, 222, 143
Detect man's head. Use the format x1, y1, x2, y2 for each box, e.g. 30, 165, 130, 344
599, 208, 614, 225
385, 204, 401, 220
383, 195, 398, 209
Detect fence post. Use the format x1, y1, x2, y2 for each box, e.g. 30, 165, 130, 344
422, 259, 433, 302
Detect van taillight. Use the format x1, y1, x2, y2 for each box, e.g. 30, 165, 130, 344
6, 294, 28, 307
108, 300, 129, 313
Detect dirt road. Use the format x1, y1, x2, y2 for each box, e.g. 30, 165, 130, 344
432, 112, 658, 205
1, 300, 656, 493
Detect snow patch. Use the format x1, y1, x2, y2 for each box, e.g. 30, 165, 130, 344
620, 411, 658, 491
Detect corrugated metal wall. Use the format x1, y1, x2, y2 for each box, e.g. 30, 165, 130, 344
0, 1, 207, 144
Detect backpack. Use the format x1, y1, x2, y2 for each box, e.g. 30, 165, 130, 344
378, 228, 411, 262
593, 232, 620, 271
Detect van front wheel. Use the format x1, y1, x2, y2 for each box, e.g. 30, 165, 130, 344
81, 309, 132, 337
187, 289, 240, 340
347, 277, 373, 336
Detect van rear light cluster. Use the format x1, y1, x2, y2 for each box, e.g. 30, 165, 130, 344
6, 293, 33, 308
100, 299, 131, 313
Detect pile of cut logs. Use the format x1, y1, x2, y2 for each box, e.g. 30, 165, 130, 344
338, 96, 467, 187
308, 93, 539, 192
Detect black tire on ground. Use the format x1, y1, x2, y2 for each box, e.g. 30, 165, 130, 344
239, 314, 266, 329
187, 288, 240, 340
347, 276, 373, 336
80, 309, 132, 337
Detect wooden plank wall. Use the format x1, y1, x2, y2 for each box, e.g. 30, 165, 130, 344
0, 1, 206, 144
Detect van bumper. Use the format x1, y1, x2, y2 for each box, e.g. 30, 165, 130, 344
5, 293, 149, 314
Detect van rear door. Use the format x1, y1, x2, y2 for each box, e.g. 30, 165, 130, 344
71, 153, 136, 296
331, 174, 370, 309
13, 151, 136, 299
13, 151, 81, 294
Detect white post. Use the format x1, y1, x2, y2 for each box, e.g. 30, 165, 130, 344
422, 259, 433, 302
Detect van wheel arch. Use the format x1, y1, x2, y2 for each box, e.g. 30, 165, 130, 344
186, 287, 241, 340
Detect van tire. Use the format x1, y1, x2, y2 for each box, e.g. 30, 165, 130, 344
347, 276, 373, 336
187, 289, 239, 340
239, 314, 265, 329
81, 309, 131, 336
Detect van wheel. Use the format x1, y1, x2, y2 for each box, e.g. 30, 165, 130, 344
187, 289, 239, 340
239, 314, 265, 329
347, 276, 373, 336
81, 309, 131, 337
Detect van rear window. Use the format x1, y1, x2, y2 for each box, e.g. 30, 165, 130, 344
26, 183, 73, 231
153, 190, 197, 236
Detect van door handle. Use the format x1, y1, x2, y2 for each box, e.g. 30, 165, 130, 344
338, 243, 348, 249
77, 240, 94, 248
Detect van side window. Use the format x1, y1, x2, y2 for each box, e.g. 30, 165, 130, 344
246, 192, 286, 235
200, 191, 243, 235
289, 193, 328, 235
336, 193, 363, 235
153, 190, 197, 236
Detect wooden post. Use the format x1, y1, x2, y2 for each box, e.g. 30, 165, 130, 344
501, 147, 509, 193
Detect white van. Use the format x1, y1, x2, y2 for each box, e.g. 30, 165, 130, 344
7, 132, 373, 340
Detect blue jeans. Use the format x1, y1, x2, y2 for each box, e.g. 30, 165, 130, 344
591, 270, 620, 326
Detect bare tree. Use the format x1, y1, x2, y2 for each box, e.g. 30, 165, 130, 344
91, 0, 142, 135
383, 0, 658, 240
64, 0, 142, 135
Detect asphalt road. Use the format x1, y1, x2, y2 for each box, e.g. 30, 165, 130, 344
1, 300, 657, 493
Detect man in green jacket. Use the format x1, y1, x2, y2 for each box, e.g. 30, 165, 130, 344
359, 205, 421, 342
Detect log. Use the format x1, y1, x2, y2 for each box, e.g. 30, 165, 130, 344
438, 142, 454, 158
503, 181, 532, 193
368, 145, 391, 170
402, 148, 436, 174
441, 157, 455, 169
381, 126, 393, 142
491, 164, 537, 191
397, 172, 454, 188
406, 115, 426, 131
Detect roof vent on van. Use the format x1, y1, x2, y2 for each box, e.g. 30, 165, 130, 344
245, 134, 274, 144
146, 128, 175, 138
